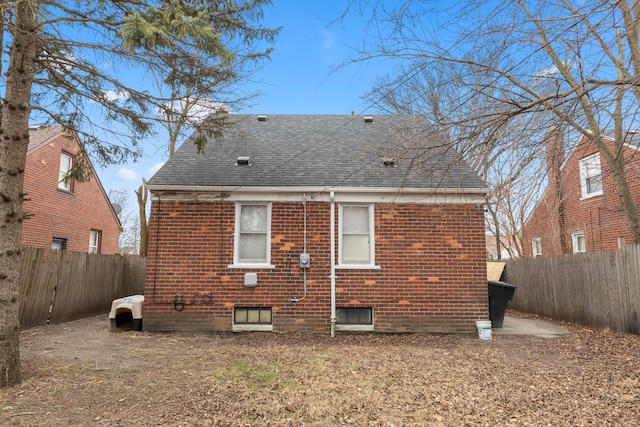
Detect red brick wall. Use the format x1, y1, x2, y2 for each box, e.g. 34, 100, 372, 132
143, 199, 488, 333
22, 134, 121, 254
524, 137, 640, 256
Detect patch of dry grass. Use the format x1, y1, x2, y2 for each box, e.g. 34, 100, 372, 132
1, 314, 639, 426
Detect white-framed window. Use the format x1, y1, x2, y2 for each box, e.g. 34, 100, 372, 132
58, 152, 74, 191
89, 230, 101, 254
579, 153, 603, 199
233, 203, 272, 266
339, 204, 376, 267
532, 238, 542, 257
572, 231, 586, 254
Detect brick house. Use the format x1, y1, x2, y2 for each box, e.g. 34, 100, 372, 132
22, 126, 122, 254
143, 114, 488, 334
523, 127, 640, 257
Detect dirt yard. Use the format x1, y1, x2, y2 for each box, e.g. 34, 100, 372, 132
1, 311, 639, 426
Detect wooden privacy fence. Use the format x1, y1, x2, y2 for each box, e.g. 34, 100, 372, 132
19, 248, 146, 329
502, 244, 640, 335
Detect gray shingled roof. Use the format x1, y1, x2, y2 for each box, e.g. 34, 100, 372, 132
147, 114, 486, 192
603, 129, 640, 149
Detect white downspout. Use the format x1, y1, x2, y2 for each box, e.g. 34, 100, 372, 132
330, 191, 336, 337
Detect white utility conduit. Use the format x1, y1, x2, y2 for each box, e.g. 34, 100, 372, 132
330, 191, 336, 337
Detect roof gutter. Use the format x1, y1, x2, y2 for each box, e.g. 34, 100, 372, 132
144, 184, 489, 195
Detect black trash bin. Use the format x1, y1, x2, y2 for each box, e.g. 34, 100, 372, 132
487, 280, 517, 328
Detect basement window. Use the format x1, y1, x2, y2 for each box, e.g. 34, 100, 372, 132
335, 308, 374, 332
233, 307, 273, 332
337, 308, 372, 324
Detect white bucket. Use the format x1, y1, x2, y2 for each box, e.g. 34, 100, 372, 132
476, 320, 493, 340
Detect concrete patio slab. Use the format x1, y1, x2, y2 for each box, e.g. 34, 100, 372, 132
492, 315, 570, 338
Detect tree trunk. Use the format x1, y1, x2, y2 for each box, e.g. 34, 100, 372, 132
0, 0, 40, 388
486, 200, 502, 260
135, 179, 148, 257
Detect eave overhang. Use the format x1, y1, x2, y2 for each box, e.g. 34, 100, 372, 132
145, 184, 488, 205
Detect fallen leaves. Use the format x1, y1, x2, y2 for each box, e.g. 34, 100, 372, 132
0, 314, 639, 426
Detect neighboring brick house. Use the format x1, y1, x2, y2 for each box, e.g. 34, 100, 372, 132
22, 126, 122, 254
523, 127, 640, 257
144, 114, 489, 334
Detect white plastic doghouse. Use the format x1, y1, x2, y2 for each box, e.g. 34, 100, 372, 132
109, 295, 144, 331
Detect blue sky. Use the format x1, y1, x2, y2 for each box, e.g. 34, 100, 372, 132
102, 1, 393, 205
243, 1, 389, 115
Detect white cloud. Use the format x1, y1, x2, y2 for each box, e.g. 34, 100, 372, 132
536, 65, 559, 78
104, 90, 130, 102
117, 167, 140, 181
157, 98, 226, 125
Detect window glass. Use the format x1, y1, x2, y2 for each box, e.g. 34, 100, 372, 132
89, 230, 101, 254
58, 153, 73, 191
259, 310, 272, 323
51, 238, 66, 251
336, 308, 373, 324
343, 206, 369, 233
586, 174, 602, 195
239, 234, 267, 261
234, 308, 272, 324
341, 205, 372, 264
532, 238, 542, 257
235, 309, 248, 324
343, 235, 370, 263
237, 204, 269, 263
240, 205, 267, 232
572, 232, 586, 253
247, 309, 260, 323
579, 154, 602, 198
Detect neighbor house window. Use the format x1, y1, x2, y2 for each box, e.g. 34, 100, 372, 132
572, 231, 586, 253
89, 230, 101, 254
51, 238, 66, 251
339, 205, 375, 266
58, 152, 74, 191
532, 238, 542, 257
233, 203, 271, 266
579, 153, 603, 198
